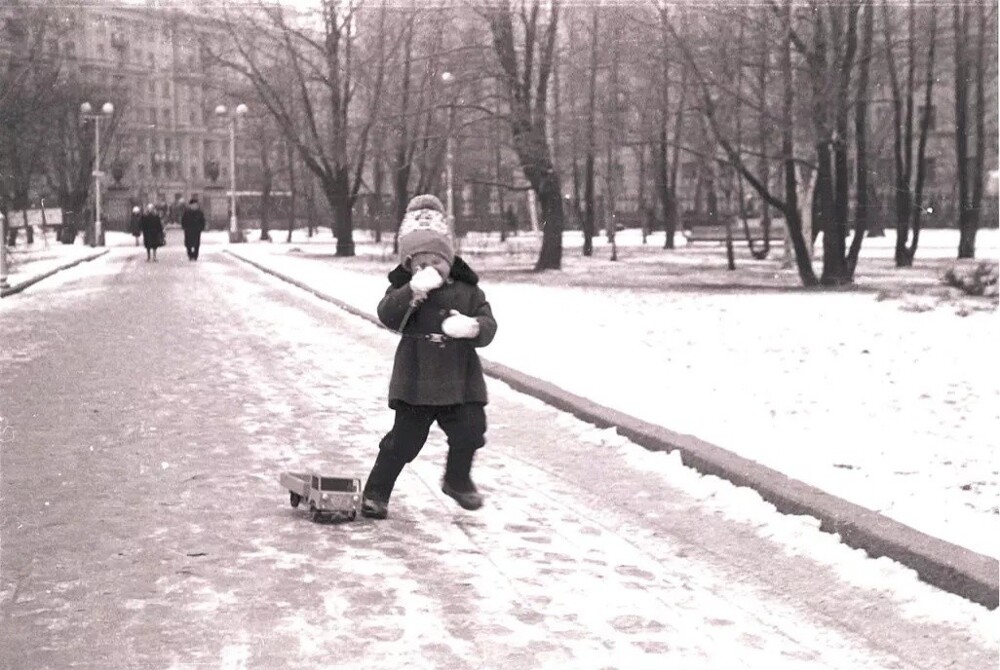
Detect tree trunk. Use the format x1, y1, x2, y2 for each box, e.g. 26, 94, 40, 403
583, 8, 599, 258
820, 3, 858, 286
487, 2, 565, 271
286, 141, 297, 243
782, 0, 819, 286
260, 140, 273, 242
954, 3, 976, 258
848, 0, 874, 274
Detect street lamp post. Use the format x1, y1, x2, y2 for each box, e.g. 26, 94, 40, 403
215, 103, 248, 243
441, 72, 456, 227
80, 101, 114, 247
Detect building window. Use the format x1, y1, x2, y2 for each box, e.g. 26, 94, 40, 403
150, 108, 157, 124
163, 81, 170, 98
190, 164, 198, 179
164, 109, 171, 124
681, 161, 698, 181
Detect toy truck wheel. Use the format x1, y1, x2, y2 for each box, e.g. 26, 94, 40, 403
289, 492, 302, 508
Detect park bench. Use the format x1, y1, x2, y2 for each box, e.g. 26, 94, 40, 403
680, 214, 736, 245
682, 214, 787, 246
3, 208, 65, 245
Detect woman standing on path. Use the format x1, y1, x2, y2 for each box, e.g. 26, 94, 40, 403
140, 203, 164, 262
129, 205, 142, 246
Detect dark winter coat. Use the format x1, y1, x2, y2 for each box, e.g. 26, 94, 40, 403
129, 213, 142, 237
377, 256, 497, 408
140, 212, 164, 249
181, 207, 206, 233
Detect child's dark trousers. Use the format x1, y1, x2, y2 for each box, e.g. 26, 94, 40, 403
363, 401, 486, 503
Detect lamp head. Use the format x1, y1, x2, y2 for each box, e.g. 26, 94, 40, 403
80, 102, 92, 114
101, 102, 114, 115
215, 104, 227, 116
235, 103, 248, 116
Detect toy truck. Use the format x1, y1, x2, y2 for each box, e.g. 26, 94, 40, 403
280, 472, 362, 522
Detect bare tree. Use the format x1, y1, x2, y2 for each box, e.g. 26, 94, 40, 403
667, 1, 822, 285
485, 0, 566, 271
848, 0, 874, 274
582, 7, 599, 258
211, 1, 391, 256
1, 6, 65, 229
953, 0, 994, 259
882, 0, 938, 266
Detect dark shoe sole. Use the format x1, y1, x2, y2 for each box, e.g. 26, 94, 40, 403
442, 481, 483, 511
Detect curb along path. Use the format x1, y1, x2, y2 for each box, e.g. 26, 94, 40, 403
0, 249, 110, 298
225, 248, 998, 609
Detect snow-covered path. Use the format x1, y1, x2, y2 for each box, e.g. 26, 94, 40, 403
1, 241, 994, 668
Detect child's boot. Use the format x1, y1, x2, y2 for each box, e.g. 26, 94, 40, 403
362, 450, 406, 519
442, 449, 483, 511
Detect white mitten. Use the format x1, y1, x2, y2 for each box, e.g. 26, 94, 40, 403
409, 266, 444, 301
441, 309, 480, 339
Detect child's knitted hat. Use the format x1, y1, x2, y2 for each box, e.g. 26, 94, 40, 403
398, 194, 453, 268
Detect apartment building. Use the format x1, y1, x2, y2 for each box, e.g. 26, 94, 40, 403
75, 3, 240, 223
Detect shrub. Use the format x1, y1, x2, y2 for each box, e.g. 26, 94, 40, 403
941, 261, 999, 297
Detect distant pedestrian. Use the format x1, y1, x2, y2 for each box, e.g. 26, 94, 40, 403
180, 196, 206, 261
129, 206, 142, 246
140, 203, 164, 262
360, 194, 498, 520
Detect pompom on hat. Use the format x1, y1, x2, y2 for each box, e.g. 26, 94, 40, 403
398, 194, 454, 268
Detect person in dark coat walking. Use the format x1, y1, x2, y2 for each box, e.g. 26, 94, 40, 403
129, 205, 142, 246
361, 194, 498, 520
180, 196, 206, 260
140, 203, 164, 262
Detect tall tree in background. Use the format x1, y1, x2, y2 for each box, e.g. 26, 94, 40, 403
952, 0, 993, 259
582, 7, 599, 257
848, 0, 874, 274
213, 0, 391, 256
667, 1, 821, 285
486, 0, 566, 271
0, 5, 64, 226
882, 0, 937, 266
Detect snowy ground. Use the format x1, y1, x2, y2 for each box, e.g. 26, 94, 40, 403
231, 225, 999, 560
5, 226, 998, 563
3, 240, 996, 667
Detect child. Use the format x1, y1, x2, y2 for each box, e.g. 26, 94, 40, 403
361, 194, 498, 520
